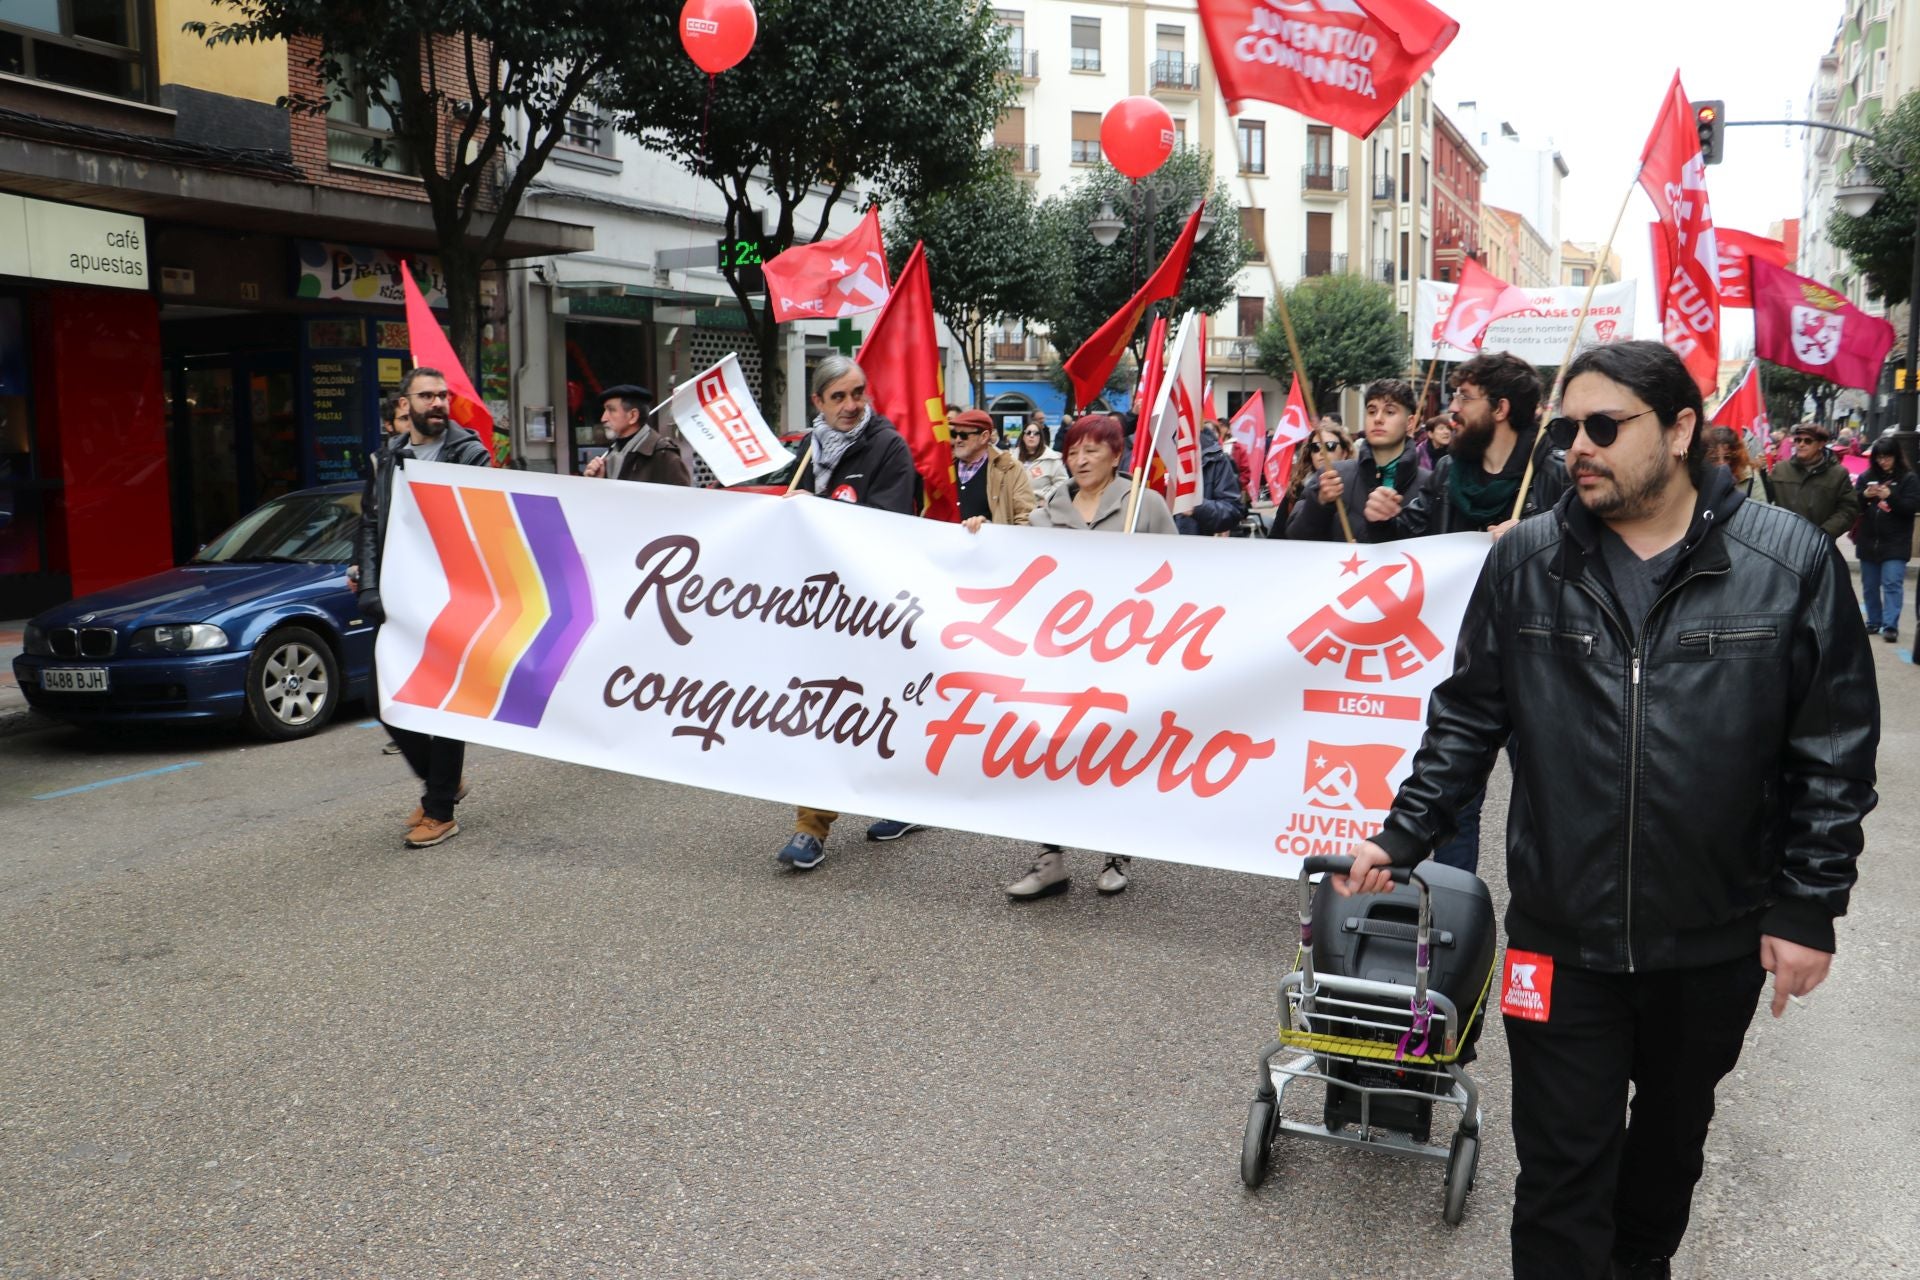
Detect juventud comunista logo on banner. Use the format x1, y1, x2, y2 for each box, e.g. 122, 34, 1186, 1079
377, 463, 1490, 878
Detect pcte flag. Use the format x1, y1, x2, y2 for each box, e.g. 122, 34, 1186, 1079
377, 461, 1492, 878
762, 206, 891, 323
1436, 259, 1537, 355
1264, 374, 1313, 500
1198, 0, 1460, 138
667, 354, 793, 486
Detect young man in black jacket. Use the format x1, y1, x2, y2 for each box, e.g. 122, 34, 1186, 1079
1339, 341, 1878, 1280
778, 355, 922, 870
355, 367, 495, 849
1287, 377, 1427, 542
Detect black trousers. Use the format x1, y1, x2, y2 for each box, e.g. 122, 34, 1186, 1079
374, 634, 466, 822
1504, 951, 1765, 1278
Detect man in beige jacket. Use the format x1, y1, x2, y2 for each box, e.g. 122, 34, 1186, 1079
949, 407, 1036, 530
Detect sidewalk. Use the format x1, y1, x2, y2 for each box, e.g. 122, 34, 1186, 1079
0, 621, 46, 737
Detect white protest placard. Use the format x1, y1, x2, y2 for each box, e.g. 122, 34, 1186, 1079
667, 354, 794, 485
377, 463, 1491, 878
1414, 280, 1637, 362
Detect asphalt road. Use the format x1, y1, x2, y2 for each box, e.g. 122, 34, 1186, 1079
2, 649, 1917, 1280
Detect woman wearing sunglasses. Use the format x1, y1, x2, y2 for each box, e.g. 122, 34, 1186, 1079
1265, 421, 1353, 537
1015, 420, 1068, 502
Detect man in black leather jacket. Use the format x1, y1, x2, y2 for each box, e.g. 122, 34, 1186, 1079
356, 367, 495, 849
1339, 342, 1878, 1280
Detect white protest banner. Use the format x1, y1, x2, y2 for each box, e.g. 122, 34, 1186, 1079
1414, 280, 1637, 362
668, 354, 793, 485
377, 463, 1491, 878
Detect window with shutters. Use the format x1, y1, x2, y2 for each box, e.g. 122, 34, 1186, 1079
1240, 208, 1266, 263
1071, 17, 1100, 71
1071, 110, 1100, 164
1238, 295, 1265, 337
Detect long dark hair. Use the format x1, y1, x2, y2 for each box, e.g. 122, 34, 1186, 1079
1563, 340, 1707, 485
1016, 421, 1048, 462
1869, 436, 1910, 479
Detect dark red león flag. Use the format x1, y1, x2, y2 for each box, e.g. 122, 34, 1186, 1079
1750, 258, 1896, 394
1062, 206, 1204, 411
1198, 0, 1459, 137
857, 242, 958, 521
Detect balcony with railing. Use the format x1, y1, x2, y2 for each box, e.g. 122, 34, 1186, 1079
1150, 56, 1199, 93
997, 143, 1040, 174
990, 336, 1047, 364
1302, 164, 1349, 195
1371, 174, 1395, 202
1070, 46, 1101, 72
1302, 251, 1347, 277
1070, 138, 1100, 164
1005, 47, 1039, 79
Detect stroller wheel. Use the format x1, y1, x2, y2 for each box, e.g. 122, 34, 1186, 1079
1442, 1129, 1479, 1226
1241, 1097, 1277, 1189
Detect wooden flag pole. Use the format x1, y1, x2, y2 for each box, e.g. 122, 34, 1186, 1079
1511, 177, 1639, 521
785, 439, 815, 495
1414, 355, 1442, 421
1227, 116, 1354, 543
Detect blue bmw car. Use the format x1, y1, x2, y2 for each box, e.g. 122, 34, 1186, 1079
13, 484, 377, 739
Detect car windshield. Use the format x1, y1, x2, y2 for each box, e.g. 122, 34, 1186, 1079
194, 491, 361, 565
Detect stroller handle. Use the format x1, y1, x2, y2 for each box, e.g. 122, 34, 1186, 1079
1300, 855, 1414, 886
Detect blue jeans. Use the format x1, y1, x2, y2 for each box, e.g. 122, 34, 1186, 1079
1430, 785, 1485, 873
1859, 558, 1906, 632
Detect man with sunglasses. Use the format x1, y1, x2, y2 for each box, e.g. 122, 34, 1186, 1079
1336, 341, 1878, 1280
1768, 421, 1860, 543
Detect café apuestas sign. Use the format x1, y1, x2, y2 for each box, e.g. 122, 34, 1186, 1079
0, 194, 147, 290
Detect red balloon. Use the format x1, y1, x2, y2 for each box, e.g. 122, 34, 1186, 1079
1100, 96, 1175, 180
680, 0, 757, 75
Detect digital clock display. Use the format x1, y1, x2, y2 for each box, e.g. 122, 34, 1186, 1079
716, 237, 772, 293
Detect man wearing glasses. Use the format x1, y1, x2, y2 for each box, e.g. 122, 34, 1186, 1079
1337, 341, 1877, 1280
1768, 421, 1860, 543
1403, 350, 1568, 537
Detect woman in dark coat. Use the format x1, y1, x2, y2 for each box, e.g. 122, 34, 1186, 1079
1852, 436, 1920, 641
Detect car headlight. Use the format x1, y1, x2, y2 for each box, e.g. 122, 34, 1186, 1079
22, 623, 50, 656
129, 624, 229, 654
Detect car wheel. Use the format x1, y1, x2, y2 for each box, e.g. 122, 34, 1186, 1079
245, 625, 340, 741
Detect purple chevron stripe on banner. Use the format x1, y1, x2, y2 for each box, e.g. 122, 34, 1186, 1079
495, 493, 595, 728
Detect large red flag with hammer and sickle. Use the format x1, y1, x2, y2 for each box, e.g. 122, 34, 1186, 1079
763, 206, 892, 324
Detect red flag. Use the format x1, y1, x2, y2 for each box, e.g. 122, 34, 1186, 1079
1638, 71, 1722, 396
856, 242, 958, 521
1304, 740, 1407, 812
1063, 206, 1205, 410
1438, 259, 1535, 354
1750, 258, 1896, 393
1654, 225, 1790, 312
1199, 0, 1459, 138
1128, 314, 1170, 477
1709, 362, 1769, 439
1263, 375, 1313, 499
401, 260, 495, 460
762, 206, 891, 324
1228, 389, 1266, 497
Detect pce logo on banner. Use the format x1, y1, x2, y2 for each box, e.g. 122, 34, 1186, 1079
394, 484, 595, 728
1287, 553, 1445, 684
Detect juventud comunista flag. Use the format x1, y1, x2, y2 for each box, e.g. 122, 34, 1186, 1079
376, 462, 1491, 877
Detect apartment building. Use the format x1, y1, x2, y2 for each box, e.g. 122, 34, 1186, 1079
1802, 1, 1902, 318
1560, 242, 1622, 288
1431, 106, 1486, 284
982, 0, 1436, 423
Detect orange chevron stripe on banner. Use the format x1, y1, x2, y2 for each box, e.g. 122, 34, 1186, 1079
395, 484, 498, 709
444, 489, 549, 718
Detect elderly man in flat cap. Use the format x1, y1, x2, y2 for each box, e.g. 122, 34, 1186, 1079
582, 383, 691, 486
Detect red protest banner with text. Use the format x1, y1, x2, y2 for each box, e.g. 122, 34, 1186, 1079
1638, 71, 1722, 396
763, 206, 892, 324
858, 242, 959, 521
376, 460, 1491, 878
1198, 0, 1459, 137
401, 261, 496, 462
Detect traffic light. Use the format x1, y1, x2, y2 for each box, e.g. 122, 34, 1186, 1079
1693, 100, 1725, 165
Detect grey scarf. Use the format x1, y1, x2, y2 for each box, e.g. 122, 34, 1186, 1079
809, 408, 872, 495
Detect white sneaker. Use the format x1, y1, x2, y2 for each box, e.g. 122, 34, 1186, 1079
1097, 855, 1131, 895
1007, 847, 1070, 900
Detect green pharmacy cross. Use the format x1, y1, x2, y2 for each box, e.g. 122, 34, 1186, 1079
827, 318, 865, 358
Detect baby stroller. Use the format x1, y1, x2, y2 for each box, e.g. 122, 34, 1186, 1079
1240, 854, 1497, 1225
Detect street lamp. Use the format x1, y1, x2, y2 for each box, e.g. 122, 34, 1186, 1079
1836, 163, 1885, 218
1088, 200, 1124, 247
